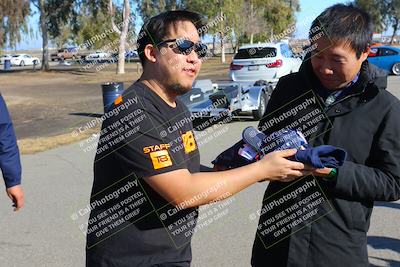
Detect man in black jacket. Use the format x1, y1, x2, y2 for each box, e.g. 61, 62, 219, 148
214, 4, 400, 267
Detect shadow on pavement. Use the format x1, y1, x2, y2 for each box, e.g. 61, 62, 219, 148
374, 201, 400, 209
368, 236, 400, 254
369, 256, 400, 267
69, 112, 103, 118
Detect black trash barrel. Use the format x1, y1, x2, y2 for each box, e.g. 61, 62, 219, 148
4, 59, 11, 70
101, 82, 124, 112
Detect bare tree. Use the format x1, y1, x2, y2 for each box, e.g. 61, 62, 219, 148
109, 0, 131, 74
245, 3, 267, 44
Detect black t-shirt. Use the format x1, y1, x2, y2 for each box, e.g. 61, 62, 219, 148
86, 81, 200, 266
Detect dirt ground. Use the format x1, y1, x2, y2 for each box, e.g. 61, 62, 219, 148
0, 56, 232, 153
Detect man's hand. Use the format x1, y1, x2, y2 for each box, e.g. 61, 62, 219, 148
312, 168, 333, 178
258, 149, 307, 182
6, 185, 24, 211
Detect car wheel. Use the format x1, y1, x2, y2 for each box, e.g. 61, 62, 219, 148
392, 62, 400, 76
252, 92, 268, 120
20, 60, 25, 66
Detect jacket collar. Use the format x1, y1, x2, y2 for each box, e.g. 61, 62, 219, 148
298, 56, 386, 116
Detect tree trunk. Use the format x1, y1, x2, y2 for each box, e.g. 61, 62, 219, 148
220, 31, 225, 63
39, 0, 49, 71
390, 18, 399, 45
117, 0, 130, 74
212, 34, 216, 56
230, 29, 237, 53
109, 0, 131, 74
220, 10, 225, 63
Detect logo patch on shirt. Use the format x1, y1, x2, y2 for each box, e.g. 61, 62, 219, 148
181, 130, 197, 154
114, 95, 123, 105
143, 144, 172, 170
149, 150, 172, 170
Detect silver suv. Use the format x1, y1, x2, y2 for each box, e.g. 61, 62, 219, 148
229, 42, 301, 82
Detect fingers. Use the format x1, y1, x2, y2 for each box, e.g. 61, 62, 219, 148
6, 185, 24, 212
274, 148, 298, 157
288, 161, 305, 170
283, 170, 306, 179
13, 193, 24, 211
278, 170, 311, 182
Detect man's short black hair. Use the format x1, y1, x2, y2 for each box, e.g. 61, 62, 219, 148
309, 4, 374, 59
137, 10, 205, 66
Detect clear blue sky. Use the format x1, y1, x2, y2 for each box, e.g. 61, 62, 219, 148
7, 0, 393, 51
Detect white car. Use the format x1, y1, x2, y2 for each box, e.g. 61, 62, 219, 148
10, 54, 40, 66
0, 54, 12, 64
229, 42, 302, 82
85, 51, 111, 61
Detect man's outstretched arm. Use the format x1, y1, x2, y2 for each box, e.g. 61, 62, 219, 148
0, 94, 24, 211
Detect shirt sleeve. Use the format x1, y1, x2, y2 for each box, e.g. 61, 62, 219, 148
0, 94, 22, 188
97, 102, 188, 179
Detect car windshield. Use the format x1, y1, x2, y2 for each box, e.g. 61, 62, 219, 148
12, 55, 20, 57
234, 47, 277, 59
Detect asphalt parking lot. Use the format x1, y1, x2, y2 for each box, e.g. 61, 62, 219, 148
0, 76, 399, 266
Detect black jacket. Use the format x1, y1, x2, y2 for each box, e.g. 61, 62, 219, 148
216, 60, 400, 267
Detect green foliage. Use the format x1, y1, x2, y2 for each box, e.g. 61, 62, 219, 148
0, 0, 30, 49
74, 10, 120, 50
53, 1, 135, 50
355, 0, 399, 42
355, 0, 384, 32
184, 0, 298, 46
138, 0, 183, 22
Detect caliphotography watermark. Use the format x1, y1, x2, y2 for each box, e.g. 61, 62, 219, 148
249, 175, 333, 250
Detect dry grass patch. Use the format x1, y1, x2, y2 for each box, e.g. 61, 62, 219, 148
18, 126, 100, 154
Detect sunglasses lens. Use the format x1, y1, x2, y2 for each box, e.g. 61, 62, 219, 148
195, 44, 208, 58
176, 39, 194, 55
173, 39, 208, 58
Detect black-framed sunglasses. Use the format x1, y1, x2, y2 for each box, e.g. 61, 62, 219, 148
157, 38, 208, 59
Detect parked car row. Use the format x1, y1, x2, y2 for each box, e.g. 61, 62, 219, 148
49, 47, 139, 63
228, 41, 400, 82
1, 48, 140, 68
0, 54, 40, 66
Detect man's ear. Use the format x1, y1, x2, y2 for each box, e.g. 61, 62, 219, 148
361, 46, 370, 61
144, 44, 157, 63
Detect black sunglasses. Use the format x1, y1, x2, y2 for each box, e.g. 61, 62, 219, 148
157, 38, 208, 58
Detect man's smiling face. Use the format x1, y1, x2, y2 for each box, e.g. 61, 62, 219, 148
154, 20, 202, 95
311, 36, 369, 90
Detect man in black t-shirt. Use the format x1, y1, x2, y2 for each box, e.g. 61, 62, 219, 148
86, 10, 307, 267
